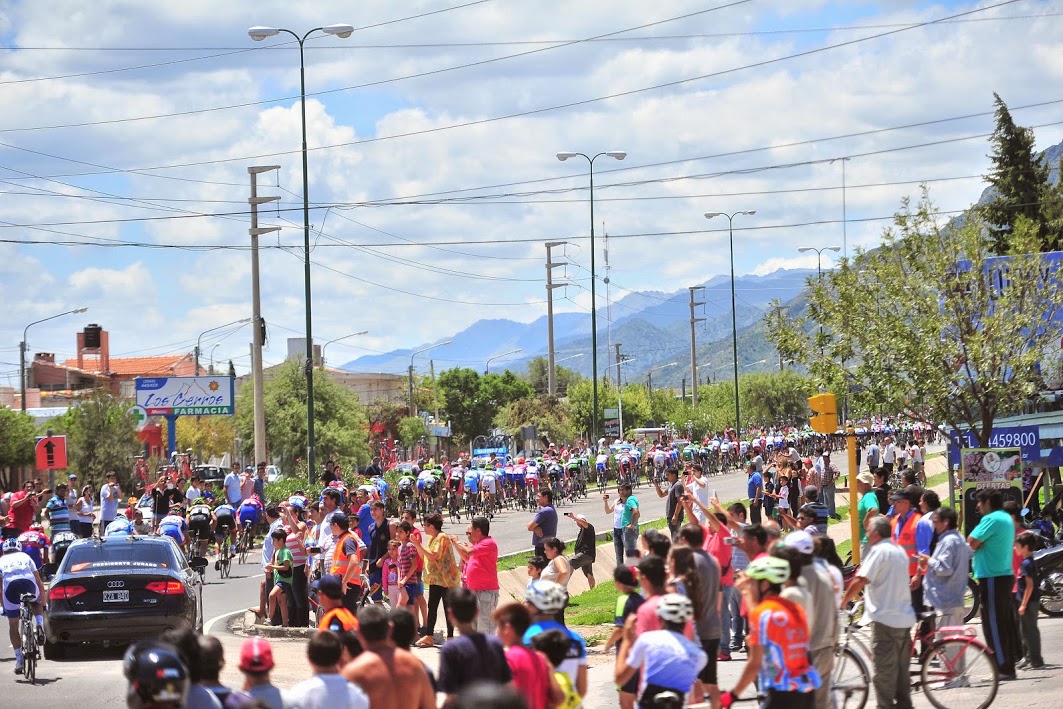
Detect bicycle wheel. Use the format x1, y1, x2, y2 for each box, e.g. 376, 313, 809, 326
220, 549, 231, 578
921, 638, 998, 709
963, 578, 980, 623
238, 529, 249, 565
831, 645, 870, 709
22, 616, 37, 684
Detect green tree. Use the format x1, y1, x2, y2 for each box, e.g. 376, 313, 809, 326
397, 416, 429, 448
436, 368, 533, 444
983, 93, 1063, 253
496, 395, 576, 446
739, 371, 815, 428
781, 190, 1063, 445
48, 389, 141, 483
0, 407, 37, 490
524, 356, 582, 396
171, 415, 236, 461
365, 400, 407, 444
233, 360, 370, 475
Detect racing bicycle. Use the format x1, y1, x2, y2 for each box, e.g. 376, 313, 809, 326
18, 593, 40, 684
217, 536, 233, 578
237, 521, 254, 565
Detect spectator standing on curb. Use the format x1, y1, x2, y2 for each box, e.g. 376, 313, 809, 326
652, 467, 685, 539
841, 516, 916, 709
818, 451, 841, 520
411, 512, 460, 647
454, 516, 500, 634
237, 638, 283, 709
618, 483, 641, 560
4, 480, 39, 538
223, 465, 242, 506
967, 489, 1021, 680
438, 588, 513, 703
45, 482, 72, 535
856, 470, 879, 559
1014, 531, 1045, 670
676, 522, 723, 708
284, 631, 368, 709
603, 489, 626, 564
528, 490, 558, 556
746, 462, 764, 524
917, 507, 970, 633
565, 513, 597, 589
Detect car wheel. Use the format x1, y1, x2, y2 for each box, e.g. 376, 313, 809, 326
43, 639, 65, 660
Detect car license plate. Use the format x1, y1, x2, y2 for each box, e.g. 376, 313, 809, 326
103, 590, 129, 603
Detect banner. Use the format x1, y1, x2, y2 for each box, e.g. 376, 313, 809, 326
135, 376, 235, 416
961, 448, 1024, 533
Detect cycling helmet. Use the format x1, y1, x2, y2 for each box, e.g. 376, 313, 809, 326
123, 641, 189, 709
2, 538, 22, 553
744, 555, 792, 585
655, 593, 695, 624
288, 496, 307, 510
30, 523, 45, 532
524, 580, 568, 613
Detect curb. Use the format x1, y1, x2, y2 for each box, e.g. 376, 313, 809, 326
229, 611, 317, 640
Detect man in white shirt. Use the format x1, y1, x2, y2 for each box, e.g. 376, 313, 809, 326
881, 437, 897, 474
841, 515, 916, 709
98, 471, 122, 536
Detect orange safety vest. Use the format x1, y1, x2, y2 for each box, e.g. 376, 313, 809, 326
318, 607, 359, 632
329, 532, 363, 586
891, 511, 921, 576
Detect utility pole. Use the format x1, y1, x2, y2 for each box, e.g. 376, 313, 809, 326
770, 301, 788, 371
682, 376, 687, 403
249, 165, 281, 466
545, 241, 568, 396
689, 286, 705, 406
614, 343, 623, 388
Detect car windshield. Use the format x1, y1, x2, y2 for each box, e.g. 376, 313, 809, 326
63, 541, 176, 574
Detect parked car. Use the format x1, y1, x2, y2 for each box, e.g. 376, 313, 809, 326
43, 535, 204, 658
194, 464, 225, 485
266, 464, 283, 483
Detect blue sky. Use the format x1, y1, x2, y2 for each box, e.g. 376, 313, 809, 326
1, 0, 1061, 381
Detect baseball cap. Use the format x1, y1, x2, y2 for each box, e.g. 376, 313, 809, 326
329, 512, 348, 525
856, 470, 874, 485
68, 474, 78, 480
889, 489, 910, 502
239, 637, 274, 672
313, 574, 345, 600
782, 530, 815, 555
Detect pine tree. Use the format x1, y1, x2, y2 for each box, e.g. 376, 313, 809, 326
982, 93, 1058, 252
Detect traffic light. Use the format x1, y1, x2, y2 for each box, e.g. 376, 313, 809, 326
808, 393, 838, 434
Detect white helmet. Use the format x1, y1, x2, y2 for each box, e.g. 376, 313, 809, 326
655, 593, 694, 624
524, 579, 568, 613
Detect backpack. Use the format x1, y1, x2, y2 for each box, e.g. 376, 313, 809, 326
554, 670, 581, 709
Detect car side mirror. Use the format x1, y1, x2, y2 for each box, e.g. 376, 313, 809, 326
189, 556, 208, 572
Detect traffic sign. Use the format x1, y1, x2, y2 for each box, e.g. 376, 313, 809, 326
604, 419, 620, 436
35, 434, 68, 471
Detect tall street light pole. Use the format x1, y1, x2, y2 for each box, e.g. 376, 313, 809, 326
320, 331, 368, 369
485, 348, 523, 375
704, 210, 756, 439
646, 361, 678, 394
196, 318, 252, 376
249, 21, 354, 481
557, 149, 627, 450
798, 245, 841, 280
20, 307, 88, 411
408, 340, 452, 416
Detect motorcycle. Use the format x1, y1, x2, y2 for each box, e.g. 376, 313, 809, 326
1034, 541, 1063, 616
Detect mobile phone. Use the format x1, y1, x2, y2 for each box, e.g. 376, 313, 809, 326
712, 489, 717, 499
724, 537, 740, 546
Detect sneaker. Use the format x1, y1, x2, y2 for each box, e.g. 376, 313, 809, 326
718, 652, 732, 661
1029, 662, 1046, 670
1016, 658, 1030, 670
942, 676, 970, 689
14, 661, 23, 675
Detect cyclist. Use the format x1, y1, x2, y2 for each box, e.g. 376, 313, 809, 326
370, 476, 390, 504
213, 500, 238, 558
16, 525, 49, 571
397, 472, 417, 508
104, 513, 136, 538
720, 556, 820, 708
1, 538, 46, 675
158, 504, 189, 552
187, 500, 214, 558
480, 466, 498, 510
237, 495, 264, 542
463, 466, 481, 511
525, 458, 540, 493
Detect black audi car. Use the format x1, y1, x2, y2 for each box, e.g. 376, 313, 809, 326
43, 535, 204, 659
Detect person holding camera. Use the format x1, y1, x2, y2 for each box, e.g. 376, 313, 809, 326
653, 467, 685, 540
99, 471, 122, 535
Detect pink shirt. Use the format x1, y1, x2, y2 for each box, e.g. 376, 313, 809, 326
463, 536, 499, 591
703, 527, 734, 586
505, 645, 551, 709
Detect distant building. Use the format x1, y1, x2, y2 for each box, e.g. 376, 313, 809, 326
234, 366, 406, 404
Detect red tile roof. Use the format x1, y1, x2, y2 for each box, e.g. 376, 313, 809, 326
61, 354, 196, 378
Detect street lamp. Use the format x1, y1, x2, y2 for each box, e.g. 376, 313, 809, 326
646, 361, 678, 394
20, 307, 88, 411
704, 210, 756, 438
196, 318, 252, 376
249, 21, 354, 481
208, 344, 221, 374
797, 245, 842, 279
408, 340, 452, 416
320, 330, 368, 369
557, 149, 627, 450
485, 348, 523, 375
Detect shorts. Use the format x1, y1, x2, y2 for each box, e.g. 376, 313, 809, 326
238, 509, 259, 529
367, 569, 384, 601
2, 578, 38, 617
160, 526, 185, 544
398, 485, 414, 497
526, 478, 539, 490
188, 518, 211, 540
698, 638, 719, 684
617, 644, 640, 694
387, 584, 401, 603
273, 580, 291, 595
570, 552, 595, 574
403, 581, 424, 602
214, 517, 234, 537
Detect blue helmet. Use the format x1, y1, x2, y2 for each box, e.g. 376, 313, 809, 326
2, 538, 22, 554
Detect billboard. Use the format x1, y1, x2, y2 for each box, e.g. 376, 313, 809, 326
136, 376, 235, 416
960, 448, 1023, 533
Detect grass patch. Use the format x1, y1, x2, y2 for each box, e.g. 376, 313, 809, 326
585, 633, 608, 647
566, 580, 620, 626
497, 549, 540, 572
836, 537, 852, 563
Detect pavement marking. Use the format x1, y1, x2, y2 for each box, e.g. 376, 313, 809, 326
204, 609, 245, 636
